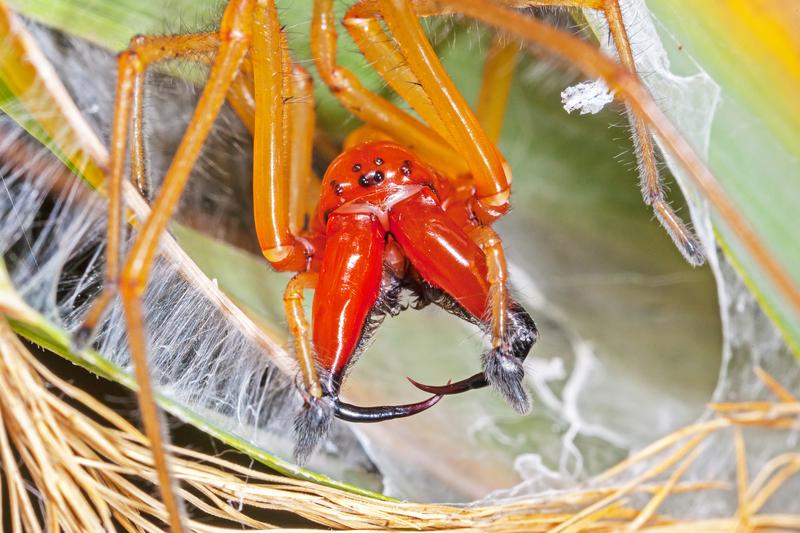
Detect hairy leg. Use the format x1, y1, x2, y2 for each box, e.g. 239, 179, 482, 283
352, 0, 702, 262
75, 3, 255, 530
283, 272, 332, 463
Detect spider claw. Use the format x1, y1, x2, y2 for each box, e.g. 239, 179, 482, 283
331, 393, 443, 423
406, 374, 488, 395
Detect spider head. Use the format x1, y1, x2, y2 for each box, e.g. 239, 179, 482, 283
317, 141, 442, 226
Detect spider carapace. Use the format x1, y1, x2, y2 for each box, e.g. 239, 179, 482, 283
292, 140, 538, 456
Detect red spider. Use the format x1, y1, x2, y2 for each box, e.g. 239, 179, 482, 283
63, 0, 727, 526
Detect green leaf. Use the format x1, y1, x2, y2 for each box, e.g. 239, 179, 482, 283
643, 0, 800, 356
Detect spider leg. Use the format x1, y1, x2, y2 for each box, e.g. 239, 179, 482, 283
343, 8, 451, 150
354, 0, 702, 262
345, 4, 516, 160
475, 35, 518, 144
122, 28, 251, 533
286, 66, 317, 236
311, 0, 466, 177
178, 45, 317, 260
349, 0, 512, 222
251, 4, 304, 268
430, 0, 705, 263
344, 10, 516, 180
241, 1, 339, 462
70, 3, 257, 530
247, 4, 338, 460
601, 0, 703, 265
131, 65, 150, 199
226, 56, 256, 134
73, 32, 222, 349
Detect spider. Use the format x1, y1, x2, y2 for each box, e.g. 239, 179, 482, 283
65, 0, 716, 529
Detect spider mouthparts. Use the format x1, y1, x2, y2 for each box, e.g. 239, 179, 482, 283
406, 374, 488, 395
331, 393, 443, 423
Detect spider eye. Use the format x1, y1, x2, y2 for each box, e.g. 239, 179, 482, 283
358, 174, 371, 187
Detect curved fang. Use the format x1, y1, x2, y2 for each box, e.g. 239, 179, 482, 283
332, 393, 443, 423
407, 373, 488, 396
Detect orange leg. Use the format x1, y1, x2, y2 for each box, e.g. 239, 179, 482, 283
475, 35, 518, 144
122, 25, 251, 533
250, 0, 289, 264
283, 272, 321, 400
348, 0, 512, 220
131, 68, 150, 199
497, 0, 704, 263
74, 3, 258, 531
227, 58, 256, 135
75, 31, 221, 347
231, 2, 330, 459
194, 51, 317, 252
286, 65, 316, 236
310, 0, 466, 178
599, 0, 703, 265
510, 0, 701, 264
351, 0, 702, 263
251, 4, 315, 271
344, 15, 515, 178
343, 10, 451, 152
379, 0, 800, 361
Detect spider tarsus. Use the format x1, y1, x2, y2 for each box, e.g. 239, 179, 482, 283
673, 227, 706, 266
681, 237, 706, 267
293, 396, 333, 465
653, 207, 706, 267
